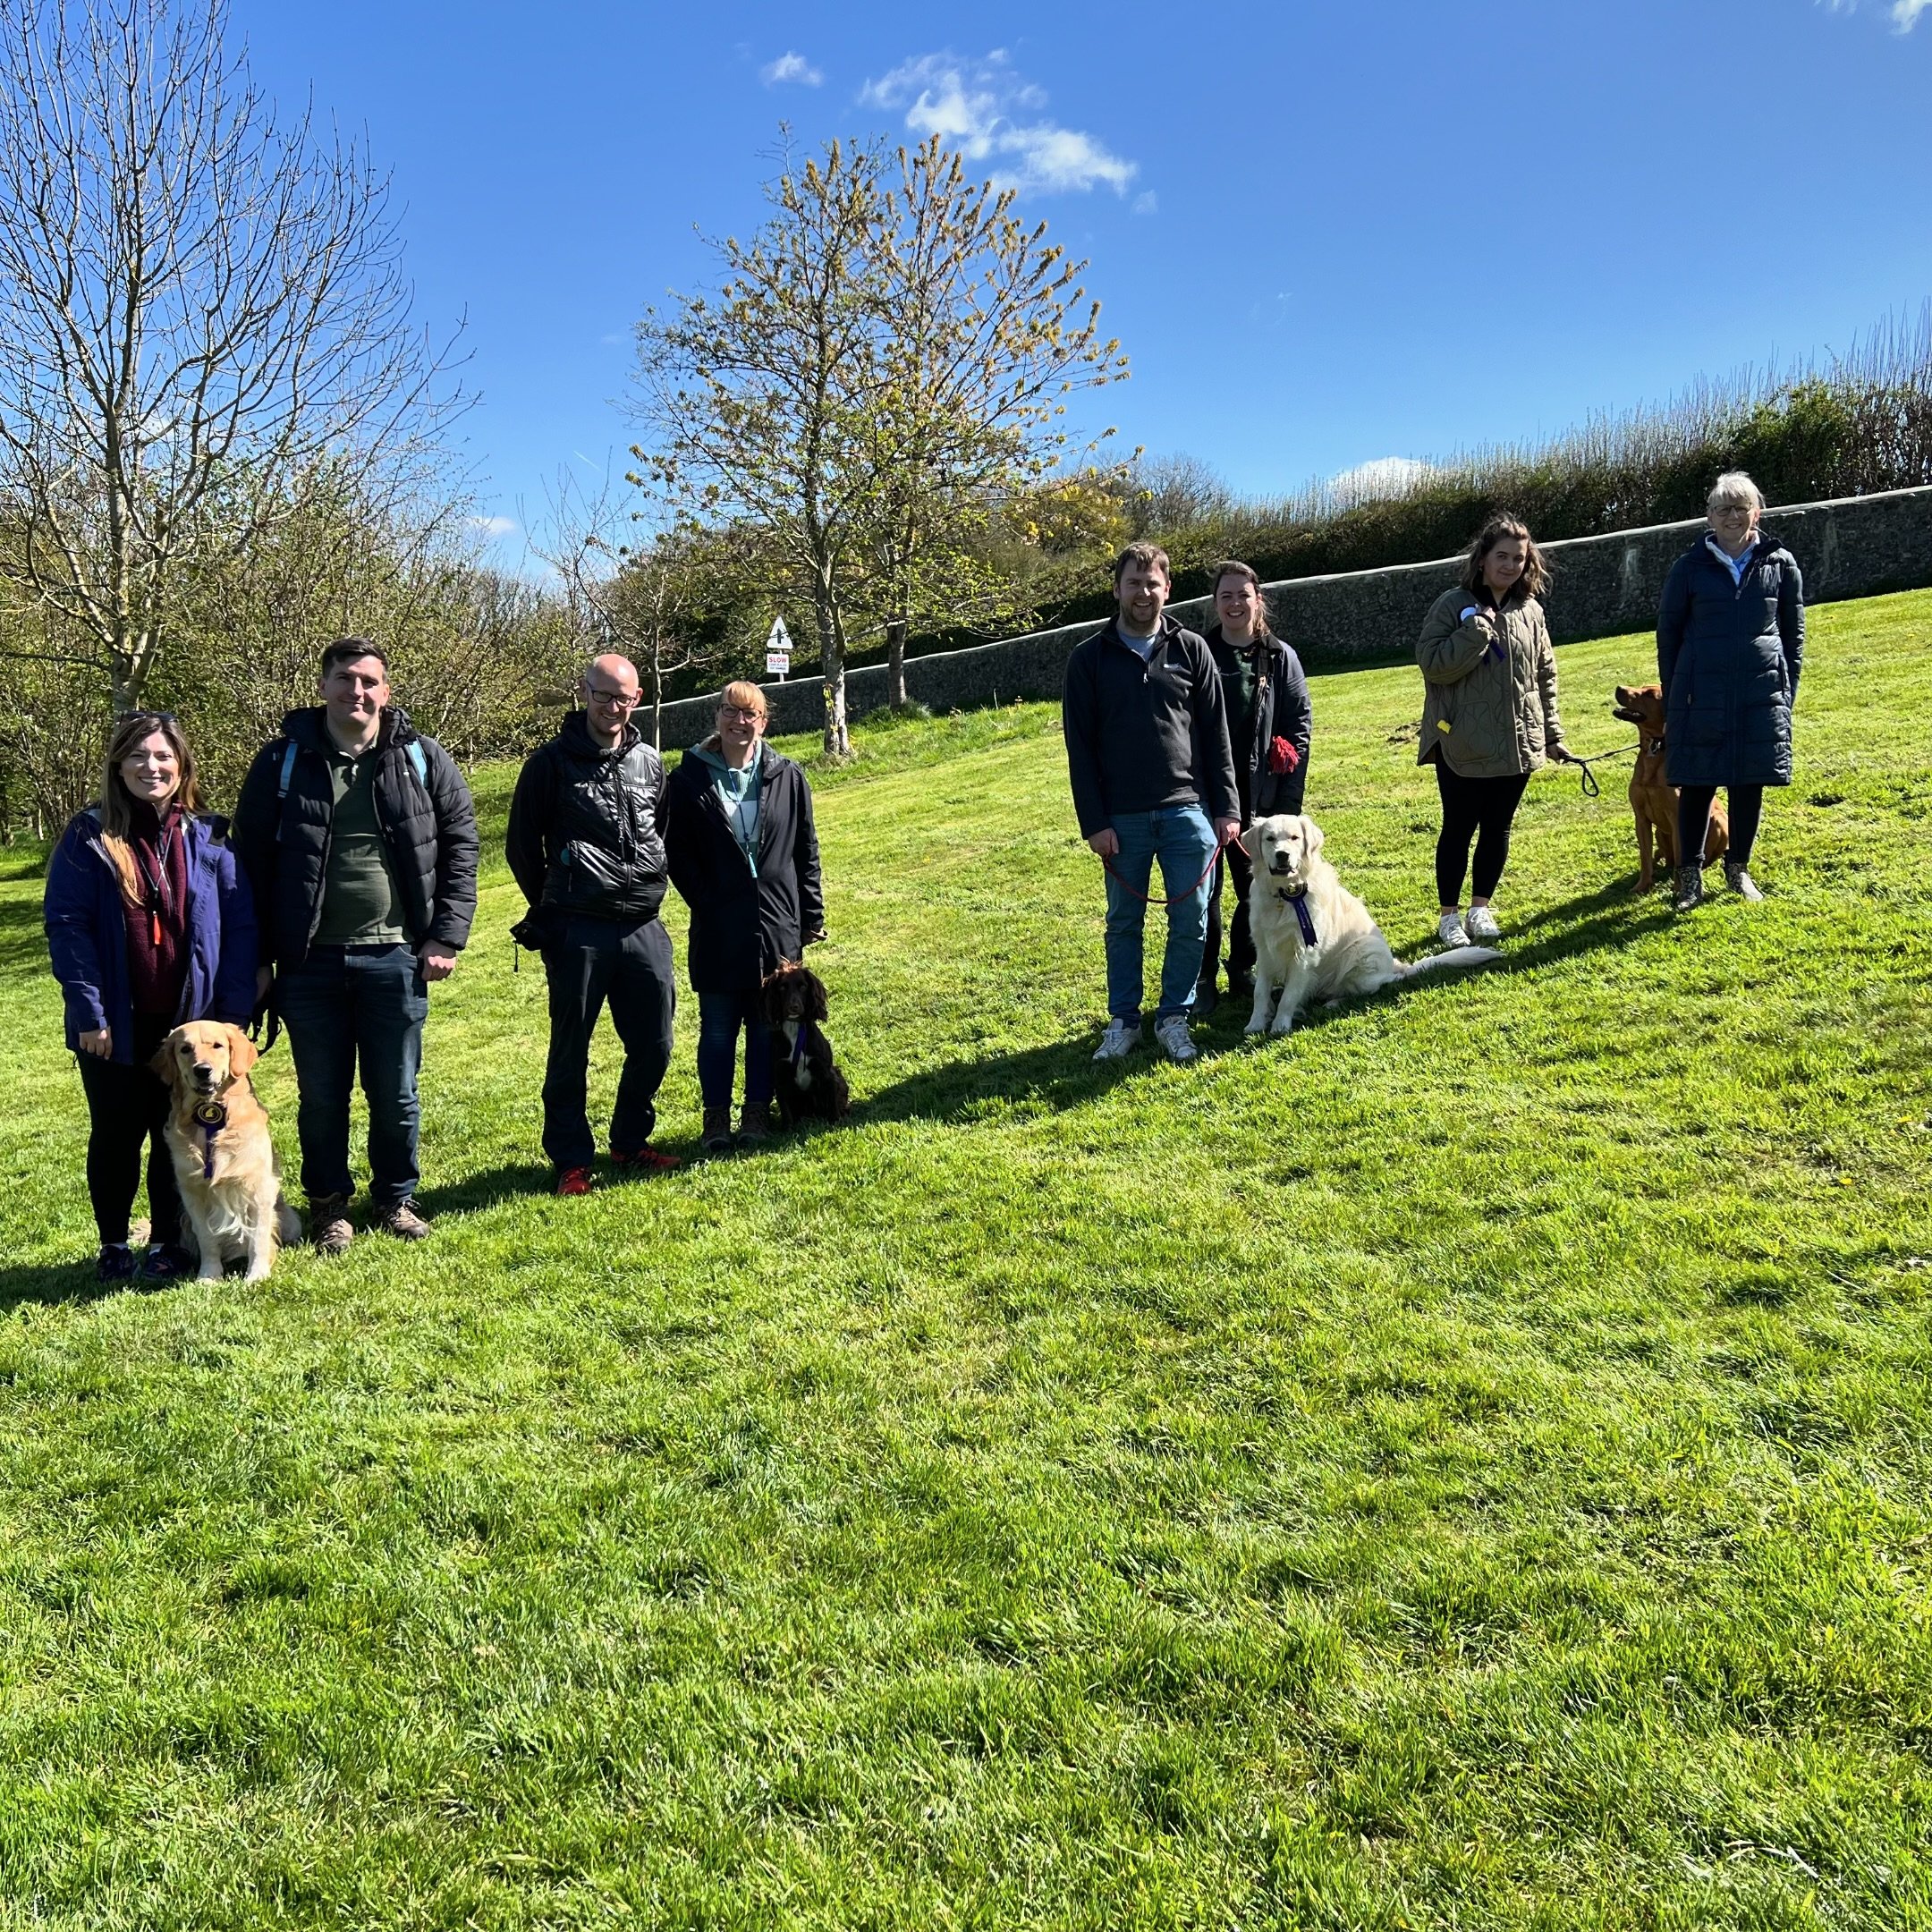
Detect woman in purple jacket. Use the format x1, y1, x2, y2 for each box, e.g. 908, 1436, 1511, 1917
44, 713, 258, 1282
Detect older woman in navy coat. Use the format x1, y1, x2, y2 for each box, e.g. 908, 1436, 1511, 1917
1657, 470, 1804, 911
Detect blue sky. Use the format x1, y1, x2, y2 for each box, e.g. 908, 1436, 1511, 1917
235, 0, 1932, 568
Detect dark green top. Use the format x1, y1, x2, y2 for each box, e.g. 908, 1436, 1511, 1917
313, 745, 408, 945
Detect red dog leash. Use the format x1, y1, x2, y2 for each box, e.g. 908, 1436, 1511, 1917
1099, 828, 1233, 908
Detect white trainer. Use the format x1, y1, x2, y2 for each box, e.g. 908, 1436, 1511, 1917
1464, 905, 1501, 943
1092, 1018, 1140, 1062
1153, 1013, 1198, 1063
1437, 911, 1471, 947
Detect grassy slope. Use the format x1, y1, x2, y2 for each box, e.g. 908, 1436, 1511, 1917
0, 596, 1927, 1929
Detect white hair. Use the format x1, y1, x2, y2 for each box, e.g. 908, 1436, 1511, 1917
1707, 470, 1764, 514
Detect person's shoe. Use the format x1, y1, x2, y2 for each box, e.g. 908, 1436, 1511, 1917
1724, 860, 1764, 902
371, 1199, 430, 1241
1673, 865, 1705, 913
700, 1107, 735, 1155
1464, 905, 1501, 943
95, 1241, 136, 1283
1192, 978, 1218, 1018
309, 1194, 354, 1257
555, 1165, 595, 1198
736, 1102, 774, 1147
1154, 1013, 1199, 1064
140, 1242, 195, 1281
1092, 1018, 1140, 1063
612, 1145, 682, 1175
1437, 911, 1470, 948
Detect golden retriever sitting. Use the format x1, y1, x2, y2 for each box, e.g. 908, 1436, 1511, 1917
151, 1021, 301, 1280
1241, 814, 1503, 1036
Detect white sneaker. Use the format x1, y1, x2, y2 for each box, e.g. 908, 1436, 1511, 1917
1437, 911, 1470, 947
1153, 1014, 1198, 1063
1464, 905, 1501, 943
1092, 1018, 1140, 1062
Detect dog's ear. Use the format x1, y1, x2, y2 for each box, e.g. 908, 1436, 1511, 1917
807, 970, 828, 1022
1301, 816, 1325, 858
149, 1032, 182, 1086
1237, 821, 1262, 859
226, 1025, 258, 1077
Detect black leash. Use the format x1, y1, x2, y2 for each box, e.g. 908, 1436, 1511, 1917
1562, 742, 1641, 800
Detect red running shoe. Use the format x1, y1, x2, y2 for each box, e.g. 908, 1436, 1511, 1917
611, 1145, 682, 1175
555, 1165, 595, 1197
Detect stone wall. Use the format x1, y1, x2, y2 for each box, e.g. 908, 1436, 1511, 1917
649, 483, 1932, 744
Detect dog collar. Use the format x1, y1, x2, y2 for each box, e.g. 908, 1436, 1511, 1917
192, 1098, 227, 1179
1646, 736, 1665, 756
1274, 886, 1318, 946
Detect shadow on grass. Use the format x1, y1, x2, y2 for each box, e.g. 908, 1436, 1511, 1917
0, 1257, 159, 1316
412, 1160, 558, 1220
856, 883, 1671, 1126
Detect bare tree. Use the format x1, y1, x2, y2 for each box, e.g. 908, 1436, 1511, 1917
860, 137, 1128, 708
0, 0, 462, 716
631, 136, 883, 758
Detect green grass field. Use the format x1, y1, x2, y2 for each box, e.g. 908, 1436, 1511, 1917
0, 593, 1928, 1929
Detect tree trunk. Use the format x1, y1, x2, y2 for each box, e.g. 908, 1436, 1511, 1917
886, 616, 909, 711
816, 590, 850, 759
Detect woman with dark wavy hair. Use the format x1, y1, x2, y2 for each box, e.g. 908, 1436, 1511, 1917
1414, 515, 1571, 945
43, 712, 258, 1281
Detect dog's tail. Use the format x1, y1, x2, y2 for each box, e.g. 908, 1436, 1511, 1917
1398, 945, 1504, 978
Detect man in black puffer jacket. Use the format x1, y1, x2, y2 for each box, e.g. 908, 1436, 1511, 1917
233, 637, 479, 1253
506, 654, 679, 1193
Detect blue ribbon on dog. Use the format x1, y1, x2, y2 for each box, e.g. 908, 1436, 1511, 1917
1275, 887, 1318, 947
192, 1099, 226, 1179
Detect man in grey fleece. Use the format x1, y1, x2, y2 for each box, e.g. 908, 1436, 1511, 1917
1062, 542, 1241, 1064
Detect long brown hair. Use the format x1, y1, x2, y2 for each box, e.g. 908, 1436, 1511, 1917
95, 712, 202, 904
1459, 515, 1550, 604
1210, 559, 1274, 640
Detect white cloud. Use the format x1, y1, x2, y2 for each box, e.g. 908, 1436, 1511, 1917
1819, 0, 1928, 26
761, 50, 823, 86
469, 514, 519, 540
860, 50, 1136, 195
1326, 457, 1435, 505
1132, 190, 1158, 216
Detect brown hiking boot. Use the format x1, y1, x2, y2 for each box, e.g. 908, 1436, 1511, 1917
371, 1199, 430, 1241
309, 1193, 354, 1256
737, 1101, 774, 1146
700, 1106, 735, 1155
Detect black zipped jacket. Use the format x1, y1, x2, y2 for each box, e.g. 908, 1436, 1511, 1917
505, 711, 669, 926
663, 739, 824, 994
1061, 616, 1240, 839
233, 706, 479, 971
1204, 625, 1312, 819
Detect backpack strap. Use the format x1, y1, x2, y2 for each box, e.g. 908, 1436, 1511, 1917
406, 741, 428, 787
276, 741, 298, 800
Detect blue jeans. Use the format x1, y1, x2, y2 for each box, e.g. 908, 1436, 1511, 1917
277, 943, 428, 1209
697, 991, 775, 1111
1102, 805, 1218, 1023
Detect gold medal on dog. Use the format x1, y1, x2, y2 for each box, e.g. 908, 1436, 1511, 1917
191, 1100, 228, 1130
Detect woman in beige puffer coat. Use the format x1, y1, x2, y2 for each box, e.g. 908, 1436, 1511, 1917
1415, 515, 1570, 944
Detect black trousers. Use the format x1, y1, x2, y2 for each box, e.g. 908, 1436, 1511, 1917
541, 915, 675, 1169
1677, 784, 1763, 870
1199, 840, 1256, 988
1434, 761, 1530, 906
74, 1012, 182, 1248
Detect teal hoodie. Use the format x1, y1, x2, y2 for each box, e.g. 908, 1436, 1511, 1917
689, 742, 762, 876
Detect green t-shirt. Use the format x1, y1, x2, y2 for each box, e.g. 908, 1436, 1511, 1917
312, 746, 408, 946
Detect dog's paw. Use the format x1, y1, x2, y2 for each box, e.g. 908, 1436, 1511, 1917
1242, 1020, 1268, 1038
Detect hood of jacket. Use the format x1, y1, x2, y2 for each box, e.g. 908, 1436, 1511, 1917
686, 737, 777, 781
279, 705, 421, 754
557, 708, 640, 763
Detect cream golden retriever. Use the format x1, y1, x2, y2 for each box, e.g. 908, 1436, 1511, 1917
1241, 814, 1503, 1036
151, 1021, 301, 1280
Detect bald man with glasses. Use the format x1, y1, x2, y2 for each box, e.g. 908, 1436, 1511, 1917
507, 653, 681, 1192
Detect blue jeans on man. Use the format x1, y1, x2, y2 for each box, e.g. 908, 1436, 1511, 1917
1103, 805, 1219, 1022
276, 943, 428, 1209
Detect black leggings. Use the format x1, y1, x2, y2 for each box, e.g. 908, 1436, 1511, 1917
1677, 784, 1763, 870
73, 1013, 182, 1248
1434, 761, 1530, 906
